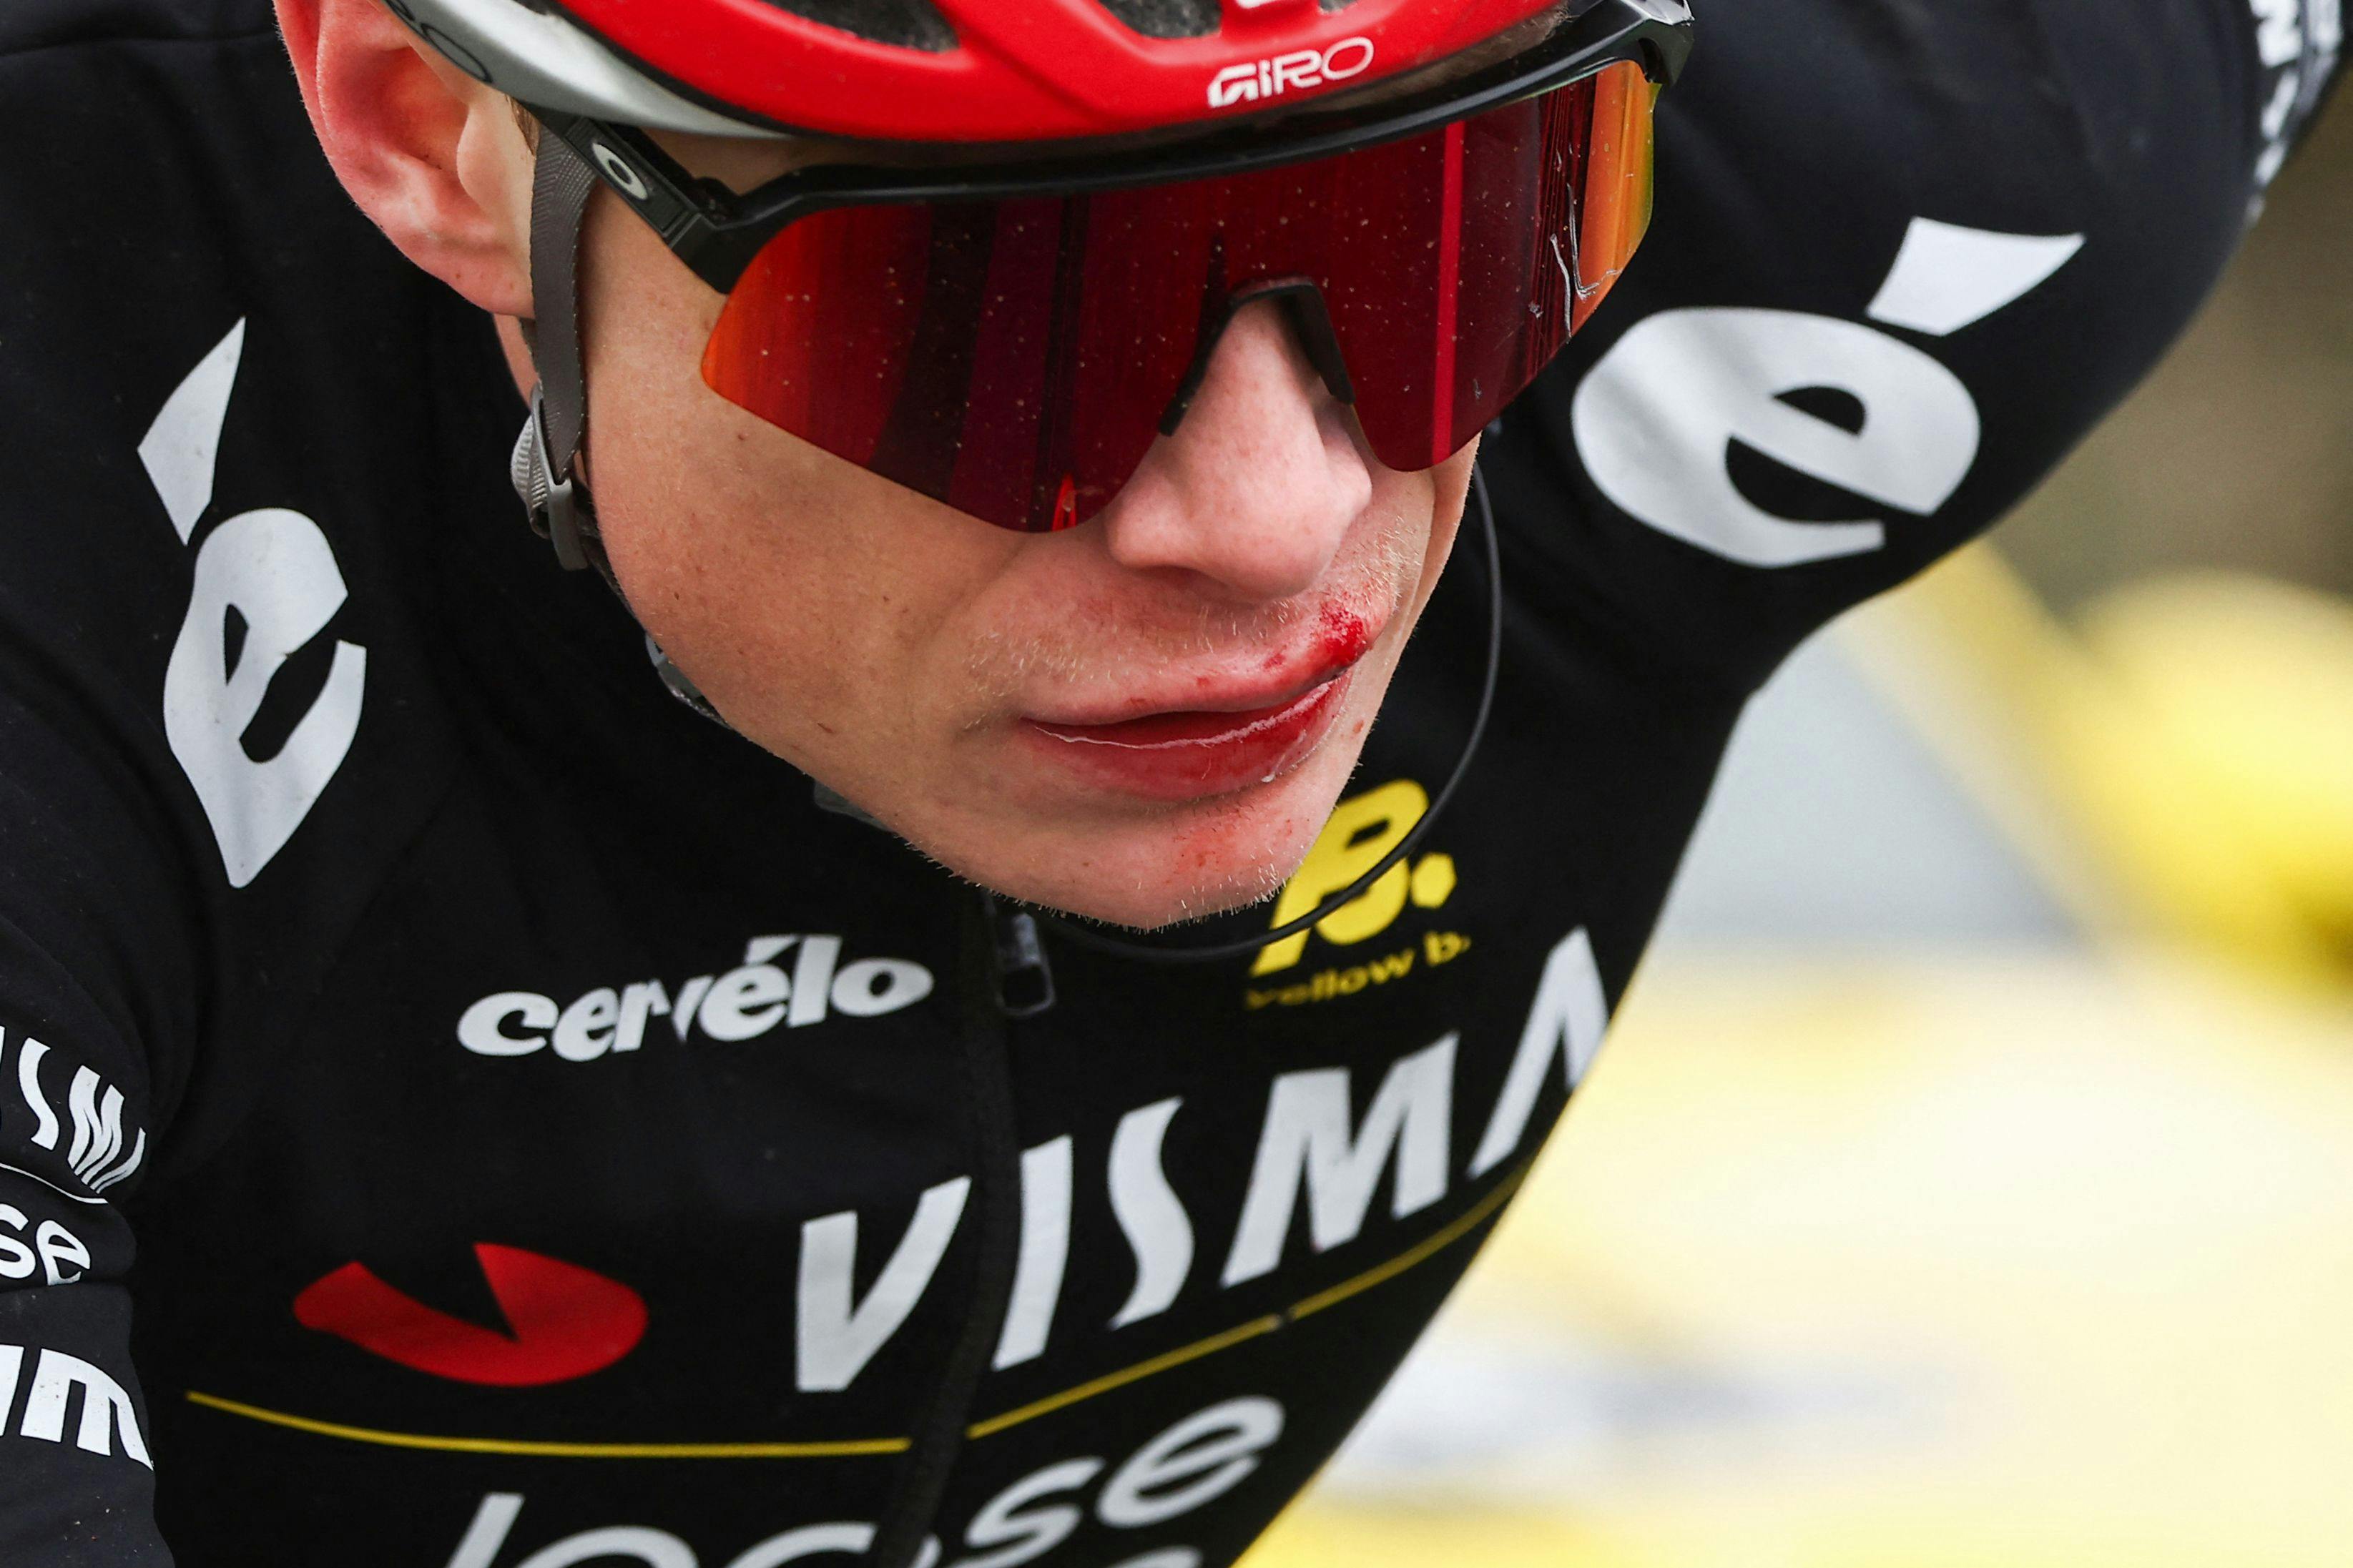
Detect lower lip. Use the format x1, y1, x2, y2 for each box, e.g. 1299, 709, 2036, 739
1023, 671, 1355, 802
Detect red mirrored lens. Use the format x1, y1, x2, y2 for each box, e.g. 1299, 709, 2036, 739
703, 60, 1656, 532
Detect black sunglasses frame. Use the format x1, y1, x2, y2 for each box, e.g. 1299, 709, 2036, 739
529, 0, 1694, 296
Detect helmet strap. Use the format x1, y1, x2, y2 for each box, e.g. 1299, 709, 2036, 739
509, 135, 733, 726
510, 132, 604, 577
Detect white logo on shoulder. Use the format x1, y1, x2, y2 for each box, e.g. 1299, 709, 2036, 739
141, 320, 366, 887
1573, 219, 2084, 568
1208, 36, 1373, 109
458, 933, 936, 1062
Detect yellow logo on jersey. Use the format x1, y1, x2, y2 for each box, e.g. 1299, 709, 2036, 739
1247, 780, 1465, 993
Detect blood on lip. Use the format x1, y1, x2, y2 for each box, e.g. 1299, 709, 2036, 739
1271, 604, 1372, 673
1079, 599, 1380, 721
1021, 596, 1380, 794
1315, 604, 1372, 666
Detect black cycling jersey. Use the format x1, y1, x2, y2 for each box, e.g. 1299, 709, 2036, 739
0, 1, 2337, 1564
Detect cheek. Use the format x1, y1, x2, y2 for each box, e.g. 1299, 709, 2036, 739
596, 438, 939, 749
574, 204, 875, 723
1354, 450, 1468, 636
1391, 450, 1473, 632
571, 201, 1019, 749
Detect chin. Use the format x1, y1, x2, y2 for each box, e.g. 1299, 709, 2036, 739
1020, 846, 1300, 934
915, 746, 1358, 932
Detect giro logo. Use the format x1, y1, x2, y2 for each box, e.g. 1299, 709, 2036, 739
295, 1244, 648, 1386
142, 320, 367, 886
1573, 218, 2085, 568
1208, 37, 1374, 109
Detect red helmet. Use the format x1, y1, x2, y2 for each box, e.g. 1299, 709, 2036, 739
389, 0, 1596, 142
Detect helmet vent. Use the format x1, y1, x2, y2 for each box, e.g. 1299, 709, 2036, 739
760, 0, 958, 52
1094, 0, 1218, 40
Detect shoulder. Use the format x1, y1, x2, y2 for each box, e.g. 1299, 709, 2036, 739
0, 0, 398, 823
0, 0, 486, 1093
0, 0, 273, 56
1488, 0, 2339, 686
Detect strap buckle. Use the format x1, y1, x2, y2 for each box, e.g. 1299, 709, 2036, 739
509, 386, 594, 573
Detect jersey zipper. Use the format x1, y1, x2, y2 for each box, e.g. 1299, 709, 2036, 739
867, 894, 1051, 1567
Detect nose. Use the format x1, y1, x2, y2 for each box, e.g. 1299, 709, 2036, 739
1096, 299, 1374, 604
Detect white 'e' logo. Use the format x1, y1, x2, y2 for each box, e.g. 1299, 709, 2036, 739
140, 320, 367, 887
1573, 219, 2085, 568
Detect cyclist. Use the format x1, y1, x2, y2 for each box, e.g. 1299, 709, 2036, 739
0, 0, 2335, 1562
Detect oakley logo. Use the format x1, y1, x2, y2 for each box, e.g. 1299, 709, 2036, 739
591, 141, 652, 202
1208, 37, 1375, 109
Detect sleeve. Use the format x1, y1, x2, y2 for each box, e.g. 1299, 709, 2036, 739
1483, 0, 2345, 690
0, 749, 185, 1564
0, 17, 250, 1558
0, 1005, 171, 1562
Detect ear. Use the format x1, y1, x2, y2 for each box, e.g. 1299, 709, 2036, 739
277, 0, 537, 317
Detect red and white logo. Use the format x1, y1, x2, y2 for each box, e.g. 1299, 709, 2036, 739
1207, 37, 1374, 109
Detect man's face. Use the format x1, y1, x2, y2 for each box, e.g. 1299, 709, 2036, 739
283, 6, 1480, 930
570, 153, 1475, 930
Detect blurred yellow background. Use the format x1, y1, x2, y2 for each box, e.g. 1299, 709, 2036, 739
1245, 83, 2353, 1568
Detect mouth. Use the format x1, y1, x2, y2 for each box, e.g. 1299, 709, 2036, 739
1022, 670, 1357, 802
1016, 607, 1378, 802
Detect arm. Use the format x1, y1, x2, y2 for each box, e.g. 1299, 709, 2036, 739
1488, 0, 2344, 686
1, 969, 171, 1563
0, 16, 247, 1554
0, 721, 192, 1562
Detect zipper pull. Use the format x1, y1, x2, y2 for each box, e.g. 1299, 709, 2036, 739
988, 900, 1056, 1019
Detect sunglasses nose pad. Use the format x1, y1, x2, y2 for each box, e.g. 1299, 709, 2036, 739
1156, 279, 1357, 438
